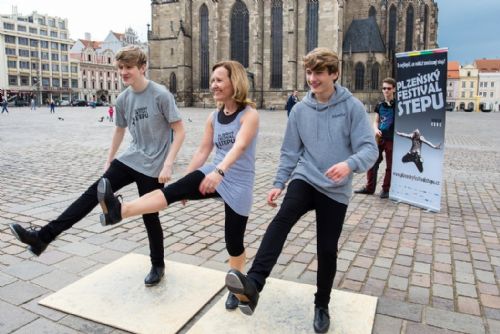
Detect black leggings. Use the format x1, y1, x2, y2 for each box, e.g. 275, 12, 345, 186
248, 179, 347, 308
39, 159, 165, 267
162, 170, 248, 257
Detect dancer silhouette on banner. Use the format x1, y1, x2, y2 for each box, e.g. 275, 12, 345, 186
396, 129, 441, 173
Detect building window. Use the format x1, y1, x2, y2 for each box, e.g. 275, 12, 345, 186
20, 76, 30, 86
423, 5, 429, 49
29, 27, 37, 34
18, 25, 27, 32
405, 4, 414, 51
30, 39, 38, 47
41, 52, 49, 60
8, 75, 18, 85
108, 81, 111, 90
469, 92, 473, 98
62, 79, 69, 88
170, 72, 177, 94
52, 78, 60, 87
61, 44, 68, 51
230, 0, 249, 67
491, 92, 494, 97
492, 82, 495, 87
42, 77, 50, 86
355, 62, 365, 91
5, 48, 16, 55
19, 61, 30, 69
51, 42, 58, 49
51, 53, 59, 61
5, 35, 16, 43
388, 5, 397, 54
41, 40, 49, 48
71, 65, 78, 73
470, 81, 474, 88
271, 0, 283, 88
18, 37, 29, 46
31, 62, 38, 70
40, 29, 47, 36
369, 6, 376, 18
371, 63, 380, 90
58, 21, 66, 29
62, 54, 68, 61
71, 79, 78, 88
30, 50, 39, 58
60, 32, 67, 39
306, 0, 319, 52
3, 22, 14, 30
42, 63, 50, 71
19, 49, 30, 57
52, 64, 60, 72
461, 91, 465, 98
7, 60, 17, 68
88, 54, 92, 62
199, 4, 210, 89
462, 81, 465, 88
48, 18, 56, 27
83, 81, 87, 89
62, 65, 69, 72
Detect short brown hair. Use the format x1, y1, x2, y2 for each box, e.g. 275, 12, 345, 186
302, 47, 339, 75
212, 60, 256, 108
115, 46, 147, 68
382, 77, 396, 88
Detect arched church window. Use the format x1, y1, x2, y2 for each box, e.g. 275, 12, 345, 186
230, 0, 249, 67
170, 72, 177, 94
371, 63, 380, 90
405, 4, 414, 51
355, 62, 365, 91
270, 0, 283, 88
200, 4, 209, 89
423, 4, 429, 49
369, 6, 376, 18
306, 0, 319, 52
388, 4, 397, 54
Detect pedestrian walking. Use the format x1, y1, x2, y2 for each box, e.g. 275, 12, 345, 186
49, 99, 55, 113
96, 60, 259, 310
30, 98, 36, 111
108, 105, 114, 122
9, 45, 186, 286
224, 47, 378, 333
1, 98, 8, 114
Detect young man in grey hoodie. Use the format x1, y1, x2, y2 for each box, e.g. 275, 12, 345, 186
225, 47, 378, 333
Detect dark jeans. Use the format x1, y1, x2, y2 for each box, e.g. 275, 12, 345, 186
39, 159, 165, 267
162, 170, 248, 256
248, 179, 347, 308
366, 139, 393, 192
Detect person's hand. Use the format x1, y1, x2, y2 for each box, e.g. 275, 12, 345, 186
267, 188, 282, 208
199, 171, 223, 195
158, 164, 172, 184
374, 129, 382, 137
325, 161, 351, 183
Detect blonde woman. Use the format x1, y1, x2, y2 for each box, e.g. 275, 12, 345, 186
97, 60, 259, 310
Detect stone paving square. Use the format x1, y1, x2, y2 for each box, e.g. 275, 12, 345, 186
188, 279, 377, 334
39, 253, 226, 334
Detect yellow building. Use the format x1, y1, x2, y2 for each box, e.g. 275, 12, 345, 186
457, 64, 480, 111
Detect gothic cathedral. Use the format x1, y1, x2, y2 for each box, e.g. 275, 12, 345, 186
148, 0, 438, 108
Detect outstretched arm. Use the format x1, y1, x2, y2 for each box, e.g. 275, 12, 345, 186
420, 136, 441, 149
396, 131, 412, 138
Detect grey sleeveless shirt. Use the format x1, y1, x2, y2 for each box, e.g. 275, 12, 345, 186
199, 107, 257, 216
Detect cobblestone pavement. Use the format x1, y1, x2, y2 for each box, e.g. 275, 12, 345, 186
0, 107, 499, 333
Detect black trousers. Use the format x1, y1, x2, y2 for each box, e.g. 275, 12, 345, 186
162, 170, 248, 257
39, 159, 165, 267
248, 179, 347, 308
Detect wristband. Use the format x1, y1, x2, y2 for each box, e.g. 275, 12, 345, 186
214, 167, 225, 177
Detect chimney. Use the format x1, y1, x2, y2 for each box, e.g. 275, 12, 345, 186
84, 32, 91, 40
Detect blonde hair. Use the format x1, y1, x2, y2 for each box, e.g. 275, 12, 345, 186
115, 46, 147, 68
212, 60, 256, 109
302, 47, 340, 75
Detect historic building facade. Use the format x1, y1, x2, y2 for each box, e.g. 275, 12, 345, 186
149, 0, 438, 109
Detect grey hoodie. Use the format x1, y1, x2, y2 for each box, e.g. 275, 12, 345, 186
274, 83, 378, 205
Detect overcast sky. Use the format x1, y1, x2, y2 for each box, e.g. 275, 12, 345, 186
1, 0, 498, 64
